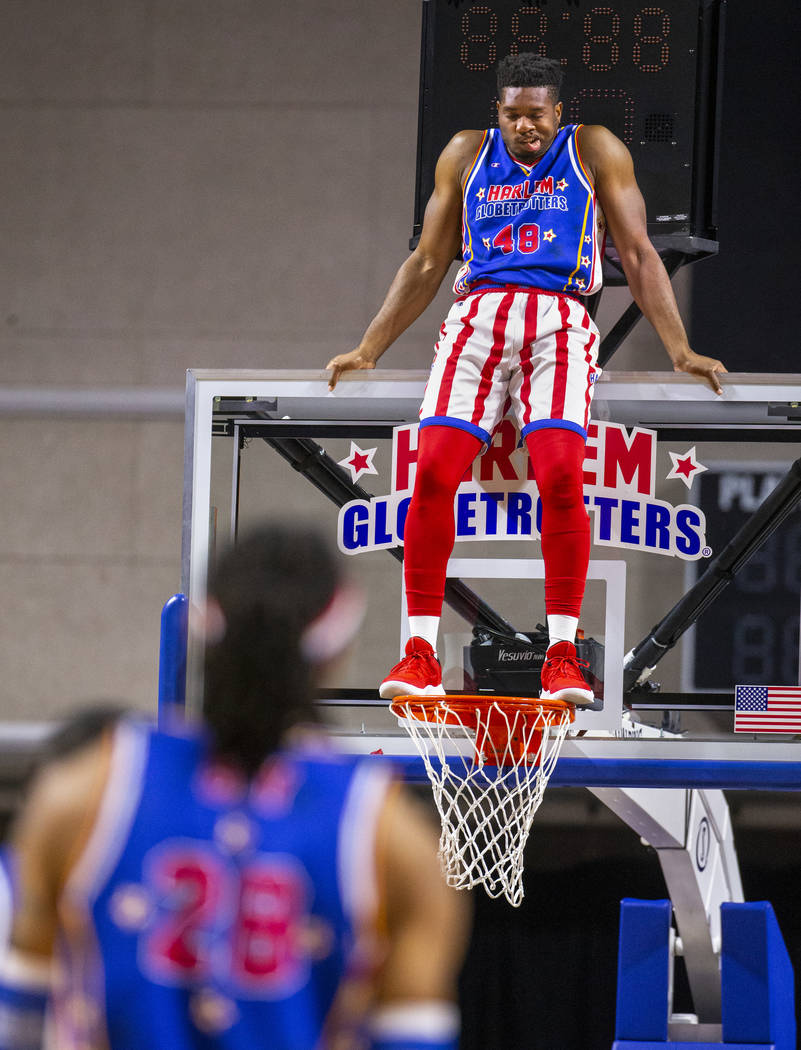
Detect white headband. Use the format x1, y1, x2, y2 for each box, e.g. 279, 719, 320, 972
299, 585, 367, 664
191, 598, 227, 645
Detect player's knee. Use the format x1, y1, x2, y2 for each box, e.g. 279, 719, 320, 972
541, 476, 582, 511
413, 456, 464, 503
414, 426, 481, 503
536, 458, 583, 510
526, 430, 585, 511
414, 472, 453, 504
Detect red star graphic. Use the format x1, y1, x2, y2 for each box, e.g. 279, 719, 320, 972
349, 450, 370, 473
338, 441, 379, 483
666, 446, 706, 488
675, 455, 695, 479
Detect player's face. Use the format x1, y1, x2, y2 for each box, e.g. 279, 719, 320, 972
497, 86, 563, 165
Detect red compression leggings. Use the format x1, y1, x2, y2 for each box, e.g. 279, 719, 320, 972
524, 427, 590, 618
403, 424, 589, 619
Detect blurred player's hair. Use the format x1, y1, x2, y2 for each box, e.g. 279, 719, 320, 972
202, 523, 342, 777
39, 704, 127, 763
11, 702, 128, 798
496, 53, 564, 103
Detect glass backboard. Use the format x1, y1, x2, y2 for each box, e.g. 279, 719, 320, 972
183, 368, 801, 791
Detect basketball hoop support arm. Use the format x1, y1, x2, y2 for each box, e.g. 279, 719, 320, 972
590, 782, 742, 1024
623, 455, 801, 691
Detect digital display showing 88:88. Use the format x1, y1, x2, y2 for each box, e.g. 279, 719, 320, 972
461, 3, 672, 73
456, 2, 691, 146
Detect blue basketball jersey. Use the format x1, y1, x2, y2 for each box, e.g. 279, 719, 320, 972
50, 720, 394, 1050
454, 124, 603, 298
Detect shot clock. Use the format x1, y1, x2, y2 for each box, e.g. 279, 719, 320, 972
412, 0, 725, 267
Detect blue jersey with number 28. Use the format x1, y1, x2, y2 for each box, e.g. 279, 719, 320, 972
50, 720, 393, 1050
454, 123, 603, 298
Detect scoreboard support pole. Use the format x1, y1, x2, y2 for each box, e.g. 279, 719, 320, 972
596, 250, 688, 368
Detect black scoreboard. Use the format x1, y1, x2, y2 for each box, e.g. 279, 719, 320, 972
412, 0, 725, 258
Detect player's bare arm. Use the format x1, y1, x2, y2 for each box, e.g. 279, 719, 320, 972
9, 735, 111, 960
579, 124, 728, 395
326, 131, 483, 391
374, 785, 470, 1005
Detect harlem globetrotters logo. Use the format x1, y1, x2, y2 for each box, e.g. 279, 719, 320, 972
337, 421, 710, 560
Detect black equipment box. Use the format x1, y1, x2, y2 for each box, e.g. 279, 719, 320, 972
464, 625, 604, 699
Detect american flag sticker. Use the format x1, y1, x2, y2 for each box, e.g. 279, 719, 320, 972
734, 685, 801, 733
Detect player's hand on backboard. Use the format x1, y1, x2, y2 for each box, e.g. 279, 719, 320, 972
326, 348, 376, 391
673, 350, 728, 396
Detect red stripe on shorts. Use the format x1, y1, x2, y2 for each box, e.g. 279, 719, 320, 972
435, 296, 481, 417
519, 290, 540, 426
471, 292, 514, 426
550, 296, 572, 419
582, 312, 597, 429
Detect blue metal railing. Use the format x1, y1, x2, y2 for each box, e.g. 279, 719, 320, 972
158, 593, 188, 724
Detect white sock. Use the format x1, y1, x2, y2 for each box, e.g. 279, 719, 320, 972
408, 616, 440, 653
547, 615, 578, 650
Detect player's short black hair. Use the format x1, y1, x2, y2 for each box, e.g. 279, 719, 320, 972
15, 703, 127, 796
496, 53, 563, 103
202, 522, 341, 778
42, 704, 127, 762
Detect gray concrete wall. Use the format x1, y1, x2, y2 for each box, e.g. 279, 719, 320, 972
0, 1, 693, 720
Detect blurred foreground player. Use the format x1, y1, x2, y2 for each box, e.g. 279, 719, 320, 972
326, 54, 727, 704
0, 705, 126, 956
0, 523, 467, 1050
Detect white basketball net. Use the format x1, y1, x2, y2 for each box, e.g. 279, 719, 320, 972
392, 697, 573, 907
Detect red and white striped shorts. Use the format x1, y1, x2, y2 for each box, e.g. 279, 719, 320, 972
419, 285, 601, 444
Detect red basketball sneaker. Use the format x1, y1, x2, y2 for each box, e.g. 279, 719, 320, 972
539, 641, 594, 707
379, 637, 446, 699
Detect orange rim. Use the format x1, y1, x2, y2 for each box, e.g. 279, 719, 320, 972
389, 694, 575, 724
391, 694, 574, 767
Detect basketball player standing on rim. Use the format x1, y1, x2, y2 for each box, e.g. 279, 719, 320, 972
327, 53, 727, 704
